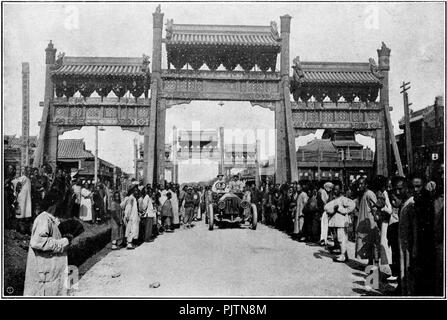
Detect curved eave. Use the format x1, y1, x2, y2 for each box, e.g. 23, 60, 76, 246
51, 63, 150, 80
165, 37, 281, 52
297, 79, 382, 87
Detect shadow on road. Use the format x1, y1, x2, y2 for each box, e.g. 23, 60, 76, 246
313, 249, 334, 260
78, 244, 114, 279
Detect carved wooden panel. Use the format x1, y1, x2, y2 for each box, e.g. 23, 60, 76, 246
52, 97, 150, 127
160, 70, 281, 101
292, 101, 382, 131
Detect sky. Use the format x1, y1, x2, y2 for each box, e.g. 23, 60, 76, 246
2, 1, 445, 179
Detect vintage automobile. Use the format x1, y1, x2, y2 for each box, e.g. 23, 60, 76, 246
207, 190, 257, 231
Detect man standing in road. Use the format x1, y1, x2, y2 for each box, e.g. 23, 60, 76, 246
355, 177, 380, 265
318, 182, 333, 246
325, 184, 356, 262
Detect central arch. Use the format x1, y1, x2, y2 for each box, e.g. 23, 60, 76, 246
147, 8, 298, 185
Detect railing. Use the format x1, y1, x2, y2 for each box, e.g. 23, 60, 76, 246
297, 149, 374, 162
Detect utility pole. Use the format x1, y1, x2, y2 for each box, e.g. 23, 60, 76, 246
255, 139, 261, 188
219, 127, 225, 175
317, 143, 321, 181
134, 137, 139, 180
400, 81, 413, 174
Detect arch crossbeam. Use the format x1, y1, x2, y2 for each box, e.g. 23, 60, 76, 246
291, 101, 382, 131
160, 69, 281, 101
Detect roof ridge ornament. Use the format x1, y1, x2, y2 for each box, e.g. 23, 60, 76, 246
141, 54, 150, 72
270, 21, 279, 40
51, 52, 65, 70
369, 58, 384, 79
292, 56, 305, 82
166, 19, 174, 39
378, 41, 391, 56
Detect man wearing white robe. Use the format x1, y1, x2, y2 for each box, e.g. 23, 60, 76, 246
124, 188, 140, 249
294, 184, 309, 239
79, 185, 93, 222
318, 182, 333, 246
13, 169, 32, 219
168, 186, 180, 227
325, 184, 356, 262
24, 190, 70, 296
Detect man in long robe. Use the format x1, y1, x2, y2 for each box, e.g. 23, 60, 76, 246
293, 183, 307, 239
393, 177, 416, 296
24, 190, 71, 296
79, 184, 93, 222
168, 185, 180, 228
161, 192, 174, 231
13, 168, 32, 219
355, 177, 380, 265
124, 188, 140, 249
325, 184, 356, 262
318, 182, 333, 246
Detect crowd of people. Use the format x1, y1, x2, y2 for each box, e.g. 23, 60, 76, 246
111, 180, 206, 250
253, 174, 444, 296
4, 162, 444, 296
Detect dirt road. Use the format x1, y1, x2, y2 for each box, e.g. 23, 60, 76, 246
75, 221, 381, 297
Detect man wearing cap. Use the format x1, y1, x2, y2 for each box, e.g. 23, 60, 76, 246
318, 181, 334, 246
228, 174, 245, 194
325, 184, 356, 262
212, 173, 227, 193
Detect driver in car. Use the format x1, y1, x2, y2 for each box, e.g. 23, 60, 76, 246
228, 175, 245, 193
218, 175, 245, 202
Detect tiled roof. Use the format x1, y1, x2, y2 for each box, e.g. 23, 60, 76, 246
332, 140, 363, 148
4, 135, 38, 148
166, 24, 281, 48
298, 139, 337, 153
398, 105, 433, 126
58, 139, 94, 159
299, 62, 381, 85
52, 57, 148, 78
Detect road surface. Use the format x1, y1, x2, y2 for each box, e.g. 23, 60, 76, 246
75, 221, 388, 296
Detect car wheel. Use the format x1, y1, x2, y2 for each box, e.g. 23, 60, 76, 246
208, 204, 214, 231
251, 204, 257, 230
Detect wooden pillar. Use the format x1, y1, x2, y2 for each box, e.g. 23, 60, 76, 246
21, 62, 30, 171
376, 42, 391, 177
45, 125, 59, 172
156, 99, 166, 184
145, 6, 164, 185
277, 14, 298, 183
44, 42, 58, 171
275, 100, 287, 184
34, 41, 57, 169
